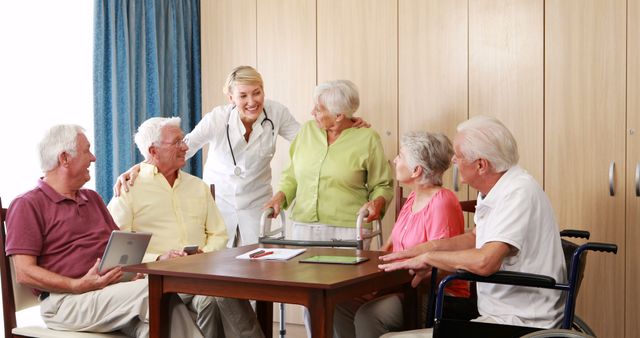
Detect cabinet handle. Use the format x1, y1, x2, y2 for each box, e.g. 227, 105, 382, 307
636, 161, 640, 197
453, 165, 459, 192
609, 161, 615, 196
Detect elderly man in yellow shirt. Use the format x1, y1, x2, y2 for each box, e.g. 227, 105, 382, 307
108, 117, 264, 338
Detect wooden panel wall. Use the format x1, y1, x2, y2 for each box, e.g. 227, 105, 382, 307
257, 0, 316, 232
469, 0, 543, 183
201, 0, 256, 110
398, 0, 468, 202
317, 0, 398, 241
545, 1, 626, 337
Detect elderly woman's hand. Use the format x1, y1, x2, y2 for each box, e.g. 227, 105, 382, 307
360, 196, 386, 223
263, 191, 286, 218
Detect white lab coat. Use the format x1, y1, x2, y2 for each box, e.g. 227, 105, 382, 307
185, 100, 300, 246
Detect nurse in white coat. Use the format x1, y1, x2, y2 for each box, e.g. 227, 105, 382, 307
185, 66, 299, 246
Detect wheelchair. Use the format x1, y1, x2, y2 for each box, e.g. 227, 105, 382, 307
429, 229, 617, 338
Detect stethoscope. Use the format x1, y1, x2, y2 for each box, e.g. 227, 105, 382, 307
226, 107, 274, 176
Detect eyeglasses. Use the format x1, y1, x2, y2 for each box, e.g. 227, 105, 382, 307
158, 139, 187, 148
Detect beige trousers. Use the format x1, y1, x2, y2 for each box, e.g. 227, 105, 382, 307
180, 294, 265, 338
40, 279, 203, 338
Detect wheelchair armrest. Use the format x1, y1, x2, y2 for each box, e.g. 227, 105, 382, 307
450, 269, 557, 288
559, 229, 590, 240
434, 270, 556, 320
579, 242, 617, 254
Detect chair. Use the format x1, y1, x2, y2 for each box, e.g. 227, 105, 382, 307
0, 197, 128, 338
431, 230, 617, 338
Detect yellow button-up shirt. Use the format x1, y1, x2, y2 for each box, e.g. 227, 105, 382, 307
108, 163, 228, 262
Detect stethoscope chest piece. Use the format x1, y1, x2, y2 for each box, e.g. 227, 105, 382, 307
233, 166, 242, 176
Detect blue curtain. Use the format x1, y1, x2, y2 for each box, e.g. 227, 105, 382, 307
93, 0, 202, 202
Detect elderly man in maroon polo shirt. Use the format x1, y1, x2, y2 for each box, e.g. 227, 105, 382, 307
5, 124, 203, 337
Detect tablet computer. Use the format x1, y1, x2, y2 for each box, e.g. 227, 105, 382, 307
98, 230, 152, 281
299, 255, 369, 265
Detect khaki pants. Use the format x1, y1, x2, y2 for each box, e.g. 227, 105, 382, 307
180, 294, 265, 338
41, 279, 203, 338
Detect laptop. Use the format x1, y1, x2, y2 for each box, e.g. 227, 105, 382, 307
98, 230, 152, 281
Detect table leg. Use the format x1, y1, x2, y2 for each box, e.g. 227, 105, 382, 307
148, 275, 171, 338
308, 291, 334, 338
256, 300, 273, 338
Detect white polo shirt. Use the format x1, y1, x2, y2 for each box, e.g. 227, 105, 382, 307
474, 165, 566, 328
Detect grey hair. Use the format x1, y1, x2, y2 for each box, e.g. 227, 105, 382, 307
38, 124, 86, 172
313, 80, 360, 118
134, 117, 182, 159
456, 115, 519, 172
401, 131, 454, 186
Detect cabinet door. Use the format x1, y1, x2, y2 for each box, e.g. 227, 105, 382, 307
317, 0, 397, 242
545, 1, 626, 337
627, 0, 640, 336
469, 0, 543, 183
398, 0, 468, 207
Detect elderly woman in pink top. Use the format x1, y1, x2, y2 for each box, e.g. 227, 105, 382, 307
333, 131, 468, 338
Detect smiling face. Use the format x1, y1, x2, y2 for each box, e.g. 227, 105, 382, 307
229, 83, 265, 124
151, 125, 188, 174
66, 133, 96, 188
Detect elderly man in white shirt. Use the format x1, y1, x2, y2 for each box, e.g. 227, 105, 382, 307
378, 116, 566, 337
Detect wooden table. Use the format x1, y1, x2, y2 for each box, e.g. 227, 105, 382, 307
124, 244, 419, 338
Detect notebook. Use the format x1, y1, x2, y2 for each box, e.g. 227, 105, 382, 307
98, 230, 152, 281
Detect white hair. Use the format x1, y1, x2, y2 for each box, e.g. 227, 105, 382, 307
134, 117, 182, 159
38, 124, 85, 172
313, 80, 360, 118
401, 131, 453, 186
456, 115, 519, 172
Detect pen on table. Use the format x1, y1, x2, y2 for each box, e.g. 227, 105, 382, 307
250, 250, 274, 259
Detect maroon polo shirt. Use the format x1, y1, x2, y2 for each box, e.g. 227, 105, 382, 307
5, 179, 118, 281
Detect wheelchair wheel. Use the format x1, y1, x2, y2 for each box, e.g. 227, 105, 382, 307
571, 315, 596, 337
520, 329, 594, 337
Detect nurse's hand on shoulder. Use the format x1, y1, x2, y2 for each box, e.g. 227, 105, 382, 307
263, 191, 286, 218
351, 117, 371, 128
113, 163, 143, 197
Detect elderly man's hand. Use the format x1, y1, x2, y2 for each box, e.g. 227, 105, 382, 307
72, 258, 123, 293
158, 249, 188, 261
378, 253, 433, 288
112, 163, 142, 197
